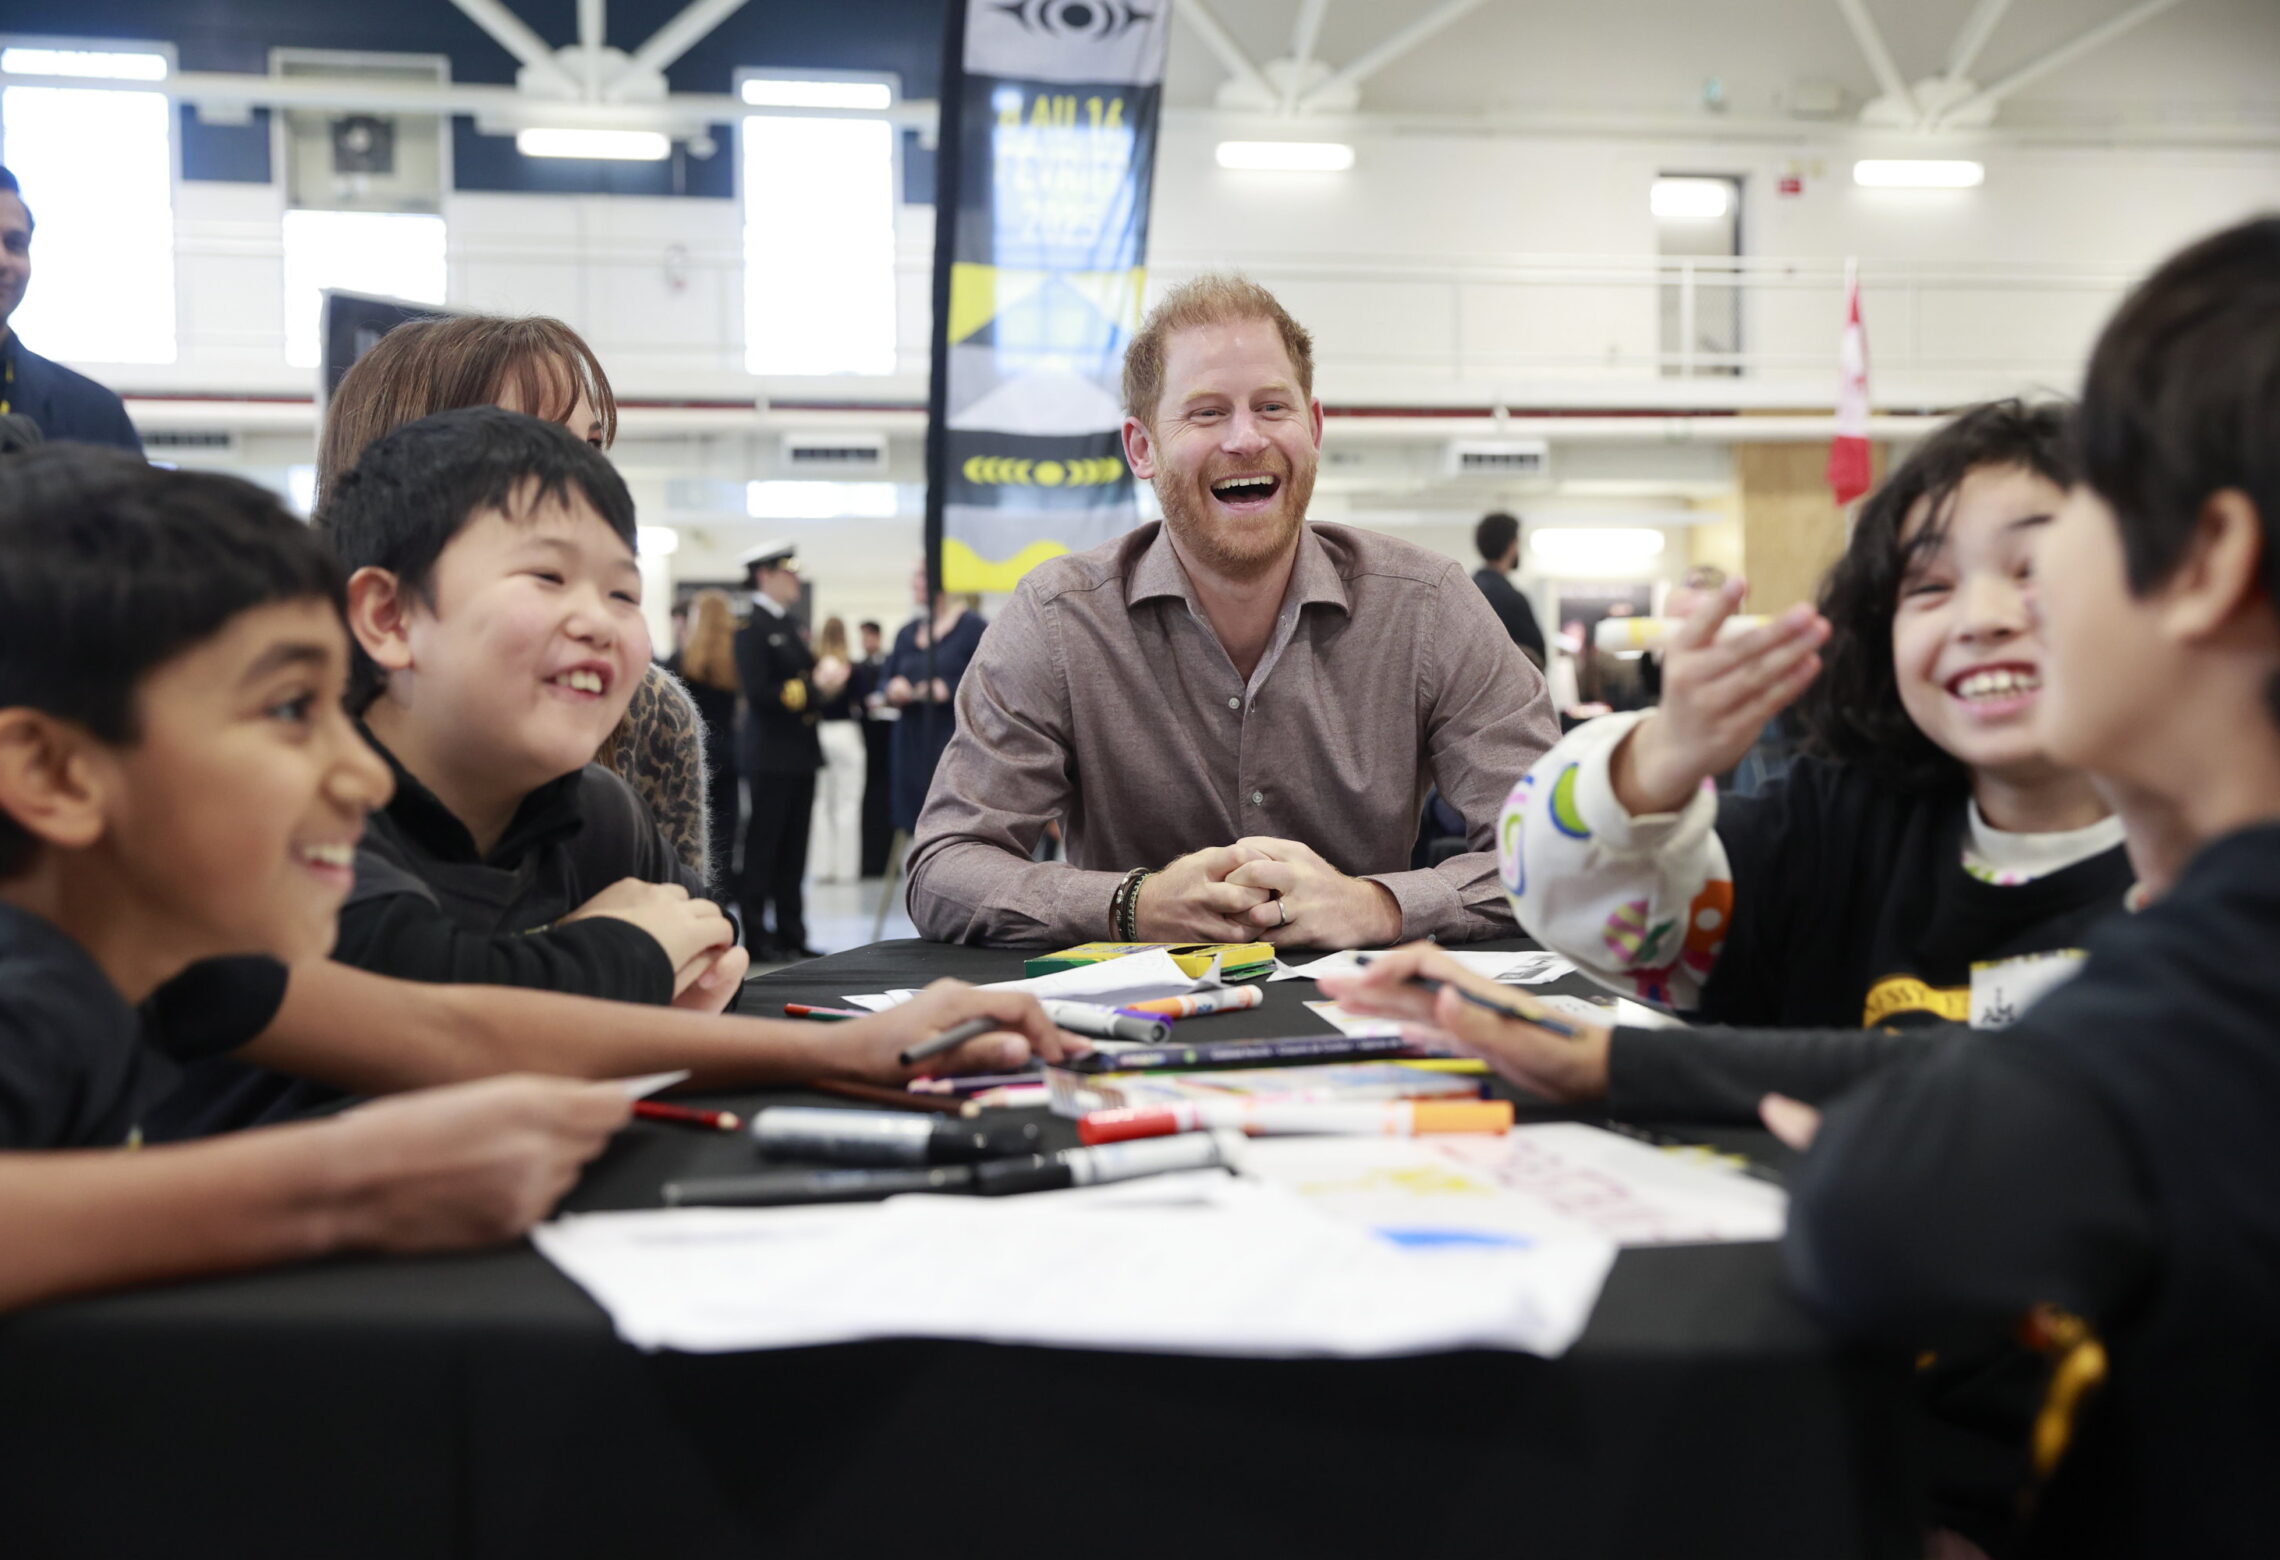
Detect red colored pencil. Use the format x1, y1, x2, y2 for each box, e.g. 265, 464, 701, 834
633, 1100, 742, 1132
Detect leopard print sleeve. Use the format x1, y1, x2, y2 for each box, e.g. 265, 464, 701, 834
601, 662, 712, 885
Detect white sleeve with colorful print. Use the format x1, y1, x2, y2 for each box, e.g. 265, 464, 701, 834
1497, 710, 1735, 1013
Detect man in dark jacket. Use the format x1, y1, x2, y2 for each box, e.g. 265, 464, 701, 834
0, 167, 142, 454
1470, 511, 1545, 665
734, 541, 830, 960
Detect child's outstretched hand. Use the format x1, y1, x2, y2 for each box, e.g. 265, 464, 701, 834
1613, 580, 1829, 815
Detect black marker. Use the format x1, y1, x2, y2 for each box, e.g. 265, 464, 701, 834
662, 1166, 976, 1207
750, 1106, 1041, 1166
972, 1130, 1244, 1195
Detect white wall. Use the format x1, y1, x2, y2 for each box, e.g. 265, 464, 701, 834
126, 118, 2280, 412
100, 106, 2280, 632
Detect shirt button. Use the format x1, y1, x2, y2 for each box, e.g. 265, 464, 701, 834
1251, 790, 1265, 805
1227, 696, 1241, 710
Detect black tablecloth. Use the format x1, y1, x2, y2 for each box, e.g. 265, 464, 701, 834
0, 941, 1920, 1559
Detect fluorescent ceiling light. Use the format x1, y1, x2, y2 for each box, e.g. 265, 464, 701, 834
1529, 527, 1667, 569
1215, 141, 1355, 173
516, 128, 671, 161
742, 78, 893, 111
0, 47, 168, 80
1852, 159, 1984, 189
746, 480, 901, 521
1650, 178, 1732, 221
636, 525, 681, 557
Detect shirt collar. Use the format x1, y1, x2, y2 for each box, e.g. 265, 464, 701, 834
1125, 521, 1351, 618
751, 591, 788, 619
359, 723, 588, 868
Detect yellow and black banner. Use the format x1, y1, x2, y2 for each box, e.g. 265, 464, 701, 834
924, 0, 1170, 595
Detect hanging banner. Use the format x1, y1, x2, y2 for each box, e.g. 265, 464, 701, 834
925, 0, 1171, 595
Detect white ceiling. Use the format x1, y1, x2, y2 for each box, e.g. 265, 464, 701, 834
1162, 0, 2280, 131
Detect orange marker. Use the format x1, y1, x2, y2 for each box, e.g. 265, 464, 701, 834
1118, 986, 1266, 1019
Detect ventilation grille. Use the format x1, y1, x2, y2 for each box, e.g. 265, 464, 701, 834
141, 430, 239, 452
783, 433, 889, 472
1447, 439, 1551, 478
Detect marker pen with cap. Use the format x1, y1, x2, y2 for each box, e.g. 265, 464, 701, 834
1037, 1000, 1171, 1045
663, 1165, 976, 1207
971, 1129, 1244, 1195
660, 1131, 1241, 1208
1078, 1099, 1514, 1147
751, 1106, 1041, 1166
1117, 986, 1266, 1020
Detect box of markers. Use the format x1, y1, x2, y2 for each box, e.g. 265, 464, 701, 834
1047, 1061, 1484, 1119
1021, 941, 1278, 982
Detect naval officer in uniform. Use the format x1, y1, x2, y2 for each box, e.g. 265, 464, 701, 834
734, 541, 838, 960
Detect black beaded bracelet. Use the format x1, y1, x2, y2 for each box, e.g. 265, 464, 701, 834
1110, 866, 1151, 941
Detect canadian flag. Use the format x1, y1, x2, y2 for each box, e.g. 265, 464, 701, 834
1827, 259, 1873, 506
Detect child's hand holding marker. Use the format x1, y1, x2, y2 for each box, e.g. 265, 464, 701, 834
1612, 580, 1831, 816
1318, 943, 1613, 1104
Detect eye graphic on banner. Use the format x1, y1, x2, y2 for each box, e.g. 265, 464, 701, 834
993, 0, 1156, 40
929, 0, 1171, 596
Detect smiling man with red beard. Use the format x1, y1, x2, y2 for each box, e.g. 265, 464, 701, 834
906, 275, 1559, 950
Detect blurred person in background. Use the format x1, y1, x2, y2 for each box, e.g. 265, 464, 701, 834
665, 590, 742, 898
0, 167, 140, 453
735, 543, 841, 960
809, 616, 867, 883
1470, 511, 1545, 667
857, 619, 894, 877
883, 561, 988, 842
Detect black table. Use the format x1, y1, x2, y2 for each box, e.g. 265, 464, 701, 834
0, 942, 1920, 1560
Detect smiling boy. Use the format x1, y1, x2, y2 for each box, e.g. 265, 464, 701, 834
1778, 217, 2280, 1555
0, 445, 627, 1308
322, 406, 731, 999
138, 408, 732, 1134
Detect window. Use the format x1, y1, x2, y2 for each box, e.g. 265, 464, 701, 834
740, 75, 897, 376
0, 43, 177, 363
279, 209, 446, 368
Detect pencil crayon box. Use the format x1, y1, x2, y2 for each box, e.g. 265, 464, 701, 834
1047, 1062, 1485, 1118
1022, 941, 1278, 982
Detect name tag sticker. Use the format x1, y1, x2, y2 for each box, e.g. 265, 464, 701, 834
1969, 949, 2086, 1030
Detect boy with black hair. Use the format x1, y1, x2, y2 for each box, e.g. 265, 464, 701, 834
1780, 216, 2280, 1555
318, 405, 734, 1004
153, 407, 1071, 1136
0, 443, 628, 1307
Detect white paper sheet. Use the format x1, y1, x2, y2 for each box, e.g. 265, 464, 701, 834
847, 948, 1231, 1013
1243, 1123, 1786, 1248
1272, 949, 1577, 986
1302, 999, 1406, 1038
534, 1174, 1617, 1361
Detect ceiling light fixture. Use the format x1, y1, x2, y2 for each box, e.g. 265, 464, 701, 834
741, 79, 894, 111
516, 128, 672, 161
1649, 178, 1733, 221
1852, 159, 1985, 189
0, 46, 168, 80
1215, 141, 1356, 173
